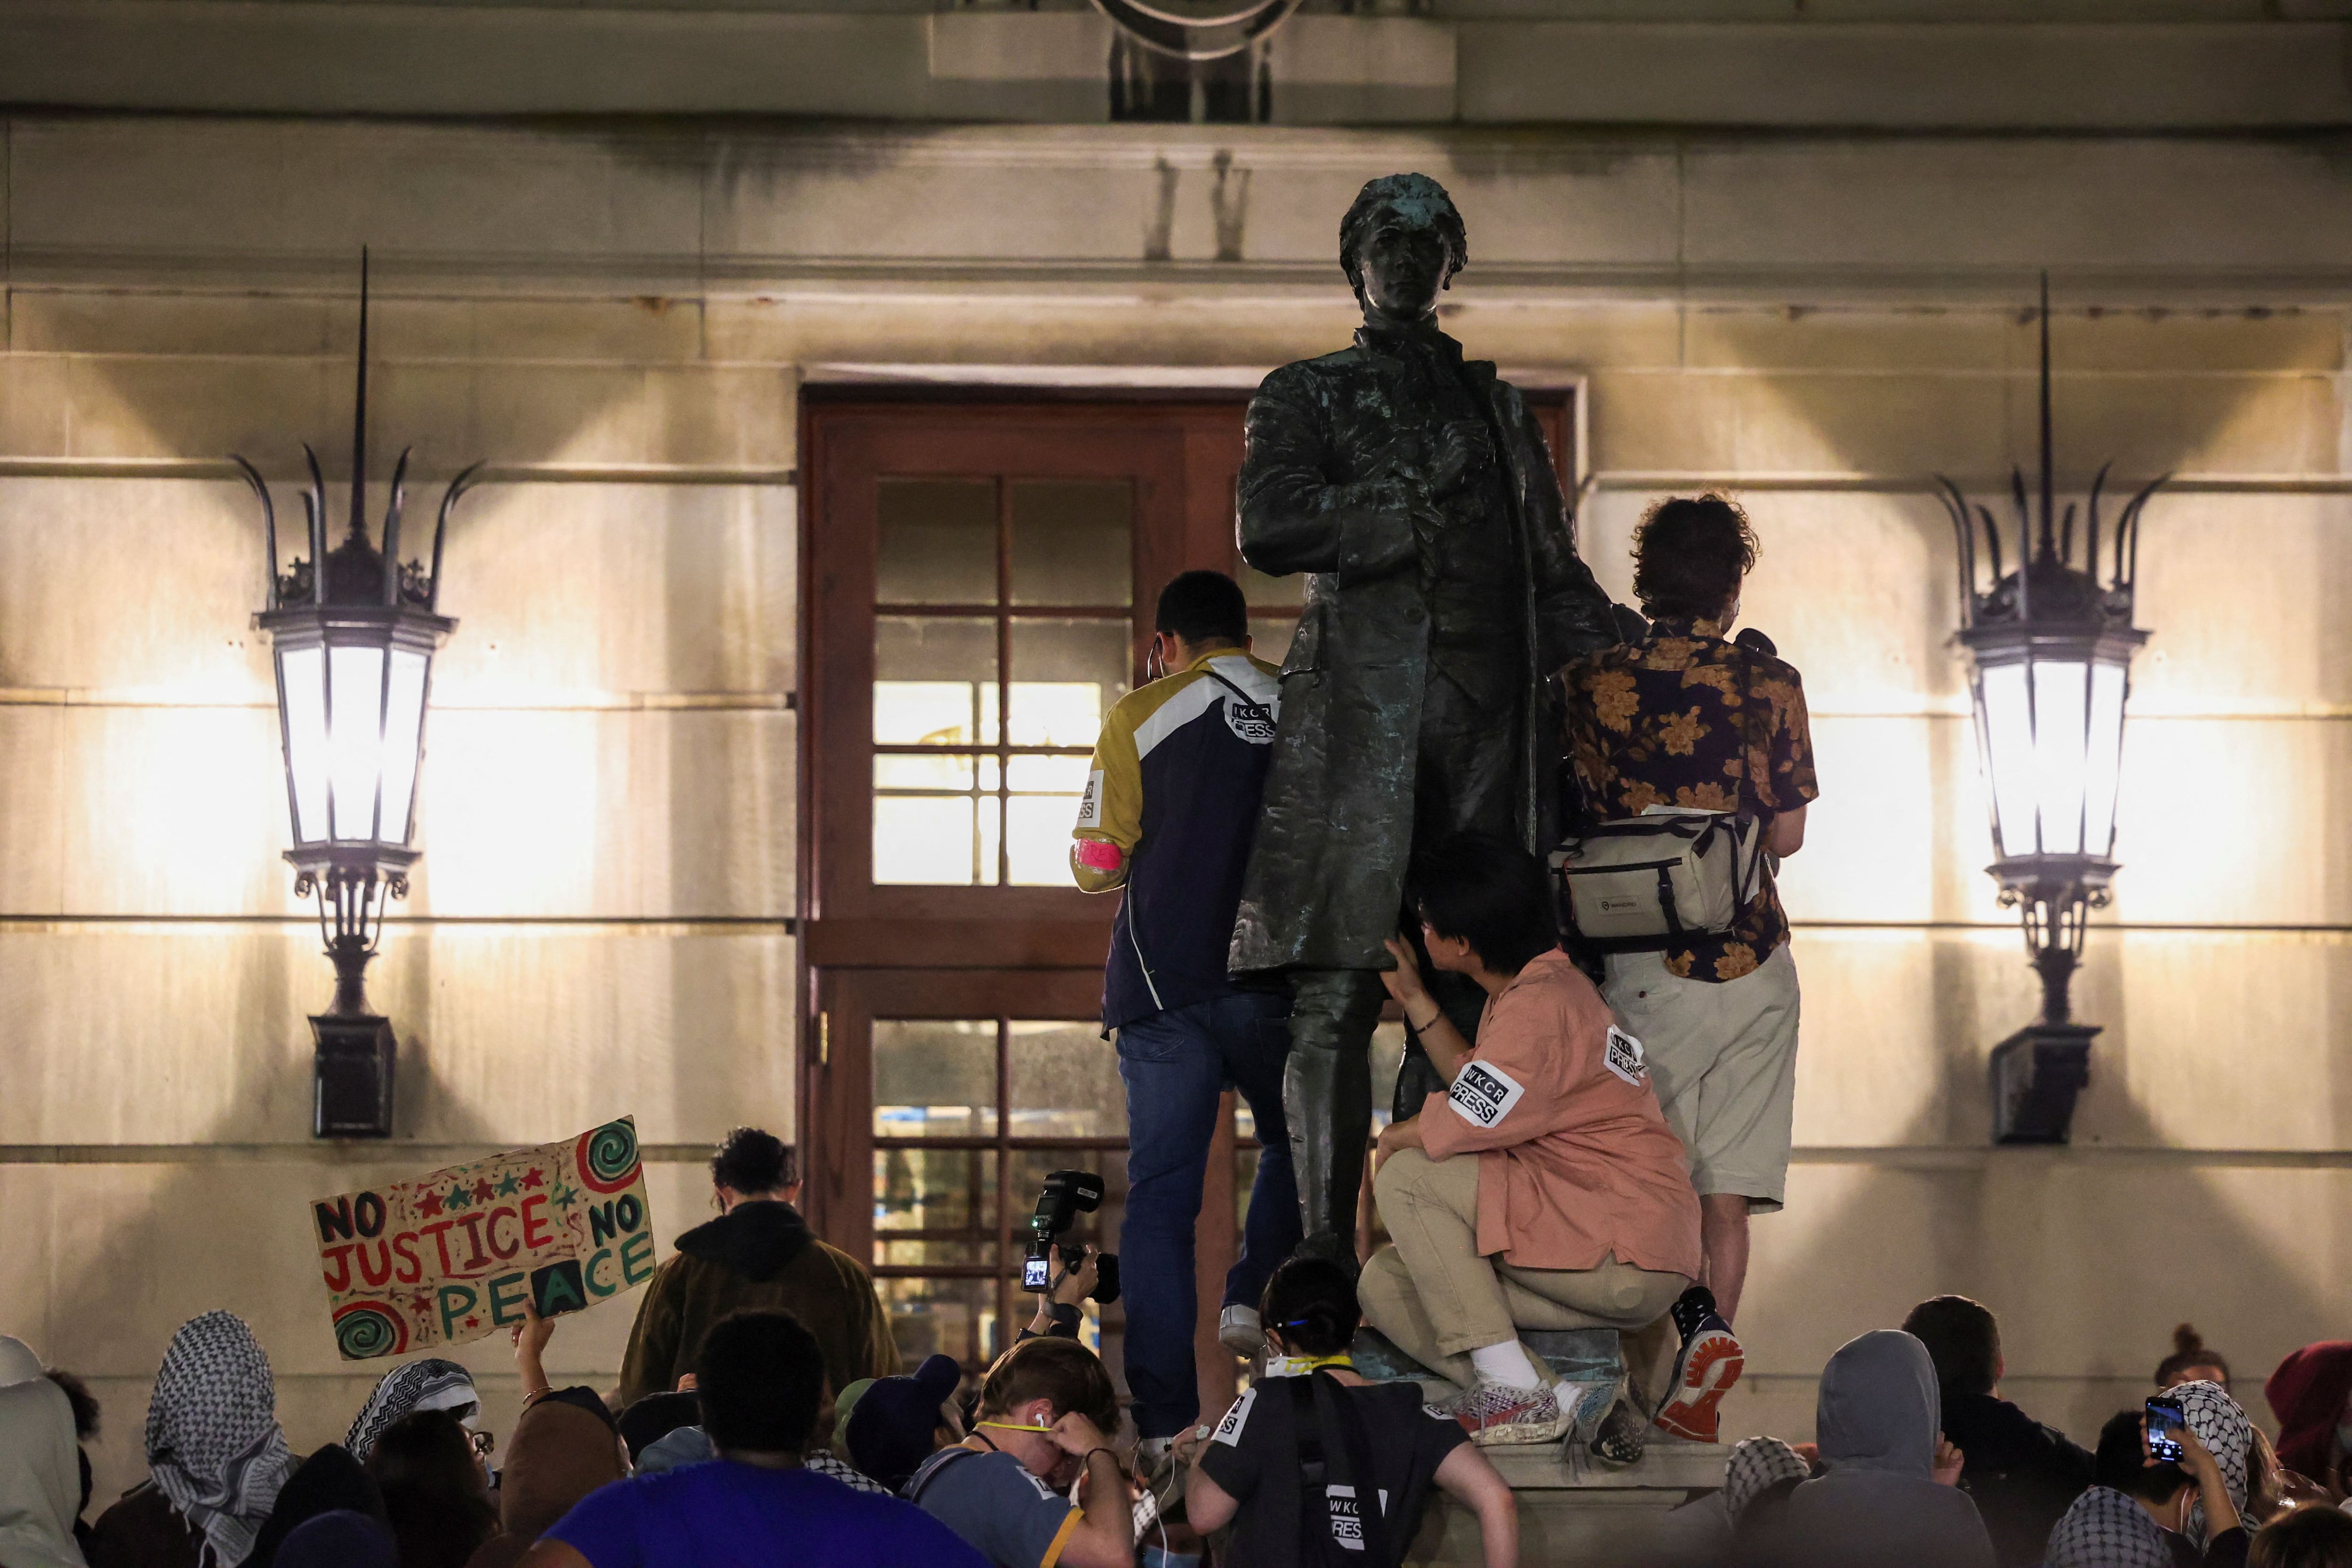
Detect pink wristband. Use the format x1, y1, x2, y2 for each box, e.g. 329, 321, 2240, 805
1073, 839, 1125, 872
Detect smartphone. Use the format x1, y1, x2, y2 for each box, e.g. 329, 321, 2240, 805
2146, 1396, 2187, 1462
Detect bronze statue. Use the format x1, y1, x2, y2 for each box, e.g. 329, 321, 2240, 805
1228, 173, 1621, 1259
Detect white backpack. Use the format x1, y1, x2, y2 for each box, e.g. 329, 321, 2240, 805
1551, 809, 1765, 948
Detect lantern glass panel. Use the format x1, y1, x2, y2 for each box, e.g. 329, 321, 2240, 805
2084, 660, 2127, 859
1978, 661, 2039, 858
280, 645, 331, 844
379, 648, 430, 844
327, 643, 387, 841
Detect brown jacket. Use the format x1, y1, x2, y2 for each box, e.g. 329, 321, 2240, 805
617, 1201, 900, 1407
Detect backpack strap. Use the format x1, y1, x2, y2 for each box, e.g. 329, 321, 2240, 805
1287, 1378, 1331, 1566
1315, 1371, 1394, 1568
904, 1443, 982, 1504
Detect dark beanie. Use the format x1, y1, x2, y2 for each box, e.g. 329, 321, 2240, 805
844, 1354, 964, 1489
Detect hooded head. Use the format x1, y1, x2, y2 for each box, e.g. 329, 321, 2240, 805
1815, 1330, 1940, 1478
0, 1336, 44, 1388
0, 1377, 84, 1568
497, 1398, 626, 1540
2266, 1341, 2352, 1480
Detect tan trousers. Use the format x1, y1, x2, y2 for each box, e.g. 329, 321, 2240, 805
1359, 1147, 1690, 1390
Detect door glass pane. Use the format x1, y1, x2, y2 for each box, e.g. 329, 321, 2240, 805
874, 794, 1000, 886
1248, 616, 1297, 669
879, 1277, 1002, 1368
1238, 558, 1304, 608
878, 478, 995, 605
876, 617, 998, 746
1008, 620, 1127, 746
874, 1019, 998, 1136
1008, 1021, 1125, 1138
874, 1147, 995, 1237
1010, 480, 1131, 607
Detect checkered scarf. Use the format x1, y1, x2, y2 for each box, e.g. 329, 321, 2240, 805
2164, 1378, 2251, 1547
344, 1359, 475, 1464
2045, 1484, 2171, 1568
144, 1312, 299, 1568
1723, 1436, 1809, 1524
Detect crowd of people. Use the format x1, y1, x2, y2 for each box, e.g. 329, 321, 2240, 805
13, 1173, 2352, 1568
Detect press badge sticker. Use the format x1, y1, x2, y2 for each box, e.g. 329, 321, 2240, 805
1223, 695, 1277, 744
1211, 1387, 1256, 1446
1605, 1026, 1647, 1086
1447, 1061, 1526, 1130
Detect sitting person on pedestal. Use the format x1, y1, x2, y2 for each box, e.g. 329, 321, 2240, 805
1355, 833, 1703, 1448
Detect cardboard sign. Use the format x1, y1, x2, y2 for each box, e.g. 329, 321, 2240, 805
311, 1117, 656, 1361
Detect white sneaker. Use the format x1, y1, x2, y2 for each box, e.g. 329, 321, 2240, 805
1433, 1381, 1570, 1447
1217, 1304, 1262, 1357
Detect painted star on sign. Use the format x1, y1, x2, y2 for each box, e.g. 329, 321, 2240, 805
495, 1171, 522, 1197
416, 1191, 444, 1218
446, 1186, 472, 1211
551, 1182, 580, 1210
472, 1178, 496, 1202
520, 1170, 545, 1190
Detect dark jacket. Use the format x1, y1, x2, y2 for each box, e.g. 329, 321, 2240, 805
1940, 1391, 2094, 1568
617, 1201, 900, 1406
1228, 326, 1618, 974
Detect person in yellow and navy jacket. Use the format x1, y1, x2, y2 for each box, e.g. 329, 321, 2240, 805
1070, 569, 1298, 1458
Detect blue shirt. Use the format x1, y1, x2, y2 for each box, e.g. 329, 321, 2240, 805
546, 1460, 988, 1568
906, 1446, 1081, 1568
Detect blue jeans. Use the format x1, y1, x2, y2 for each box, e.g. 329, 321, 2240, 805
1116, 990, 1299, 1438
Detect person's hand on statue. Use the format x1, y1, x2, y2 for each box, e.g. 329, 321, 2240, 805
1379, 933, 1431, 1009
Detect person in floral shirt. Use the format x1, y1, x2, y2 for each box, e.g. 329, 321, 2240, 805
1558, 494, 1817, 1441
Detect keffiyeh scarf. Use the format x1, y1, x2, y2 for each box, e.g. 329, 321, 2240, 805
1723, 1436, 1809, 1524
2165, 1377, 2252, 1546
144, 1312, 299, 1568
344, 1359, 476, 1464
2045, 1485, 2171, 1568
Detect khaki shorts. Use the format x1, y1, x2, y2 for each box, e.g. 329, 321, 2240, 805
1602, 942, 1800, 1212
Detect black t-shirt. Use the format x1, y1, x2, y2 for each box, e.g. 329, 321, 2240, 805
1197, 1376, 1466, 1566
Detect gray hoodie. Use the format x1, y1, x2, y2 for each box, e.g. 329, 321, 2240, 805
1763, 1330, 1996, 1568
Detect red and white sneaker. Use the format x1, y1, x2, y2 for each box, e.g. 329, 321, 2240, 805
1652, 1287, 1743, 1443
1435, 1381, 1570, 1447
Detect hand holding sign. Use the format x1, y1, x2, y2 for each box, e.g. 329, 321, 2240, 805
311, 1117, 657, 1360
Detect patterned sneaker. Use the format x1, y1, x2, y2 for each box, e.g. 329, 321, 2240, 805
1436, 1381, 1570, 1447
1588, 1394, 1648, 1465
1652, 1286, 1743, 1443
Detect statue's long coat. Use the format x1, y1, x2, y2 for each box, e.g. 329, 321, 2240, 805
1227, 335, 1619, 974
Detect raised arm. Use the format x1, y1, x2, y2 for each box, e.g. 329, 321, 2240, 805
1237, 369, 1421, 586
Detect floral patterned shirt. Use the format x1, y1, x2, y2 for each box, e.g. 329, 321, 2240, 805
1561, 620, 1819, 982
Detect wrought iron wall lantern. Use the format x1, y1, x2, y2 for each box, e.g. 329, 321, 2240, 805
233, 249, 483, 1138
1936, 274, 2164, 1146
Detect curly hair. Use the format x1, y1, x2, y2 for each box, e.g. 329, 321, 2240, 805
1630, 493, 1758, 622
1339, 173, 1468, 302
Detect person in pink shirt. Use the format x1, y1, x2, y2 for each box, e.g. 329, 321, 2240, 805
1358, 834, 1706, 1449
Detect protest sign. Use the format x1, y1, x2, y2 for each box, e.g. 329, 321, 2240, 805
311, 1116, 656, 1361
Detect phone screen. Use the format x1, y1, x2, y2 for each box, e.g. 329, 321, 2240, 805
2146, 1398, 2186, 1462
1023, 1254, 1051, 1291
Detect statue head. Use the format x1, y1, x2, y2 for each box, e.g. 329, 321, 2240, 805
1339, 173, 1469, 320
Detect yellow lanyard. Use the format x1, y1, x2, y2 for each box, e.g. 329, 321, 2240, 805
1264, 1354, 1355, 1378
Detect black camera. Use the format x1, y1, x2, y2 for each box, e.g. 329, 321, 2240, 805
1021, 1169, 1120, 1304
